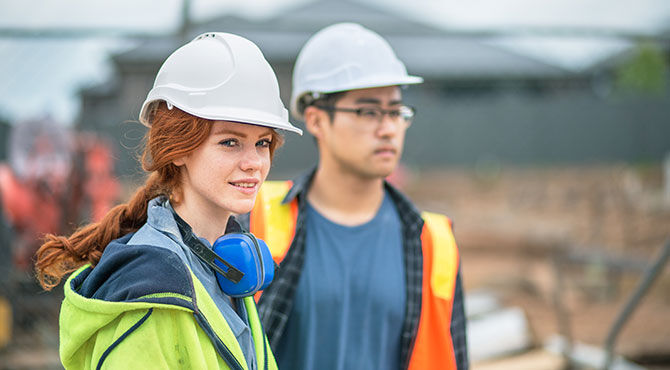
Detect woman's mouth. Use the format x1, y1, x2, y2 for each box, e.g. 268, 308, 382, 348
229, 180, 258, 194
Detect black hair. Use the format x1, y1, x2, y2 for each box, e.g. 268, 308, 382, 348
297, 91, 348, 122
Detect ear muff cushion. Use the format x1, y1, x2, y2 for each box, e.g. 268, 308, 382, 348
256, 238, 275, 291
212, 233, 274, 297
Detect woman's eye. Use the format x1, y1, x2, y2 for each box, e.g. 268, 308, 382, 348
219, 139, 238, 147
256, 139, 272, 148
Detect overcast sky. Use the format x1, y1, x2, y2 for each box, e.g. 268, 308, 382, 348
2, 0, 668, 34
0, 0, 668, 124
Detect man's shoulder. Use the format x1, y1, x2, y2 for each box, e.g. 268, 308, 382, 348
383, 182, 424, 222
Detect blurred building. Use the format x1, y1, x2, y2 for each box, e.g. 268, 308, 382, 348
76, 0, 670, 179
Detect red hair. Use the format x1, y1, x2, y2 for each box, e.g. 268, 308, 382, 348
35, 102, 283, 290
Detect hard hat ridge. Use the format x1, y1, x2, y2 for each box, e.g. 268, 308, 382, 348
140, 32, 302, 135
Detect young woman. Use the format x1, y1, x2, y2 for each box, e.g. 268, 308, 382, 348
34, 32, 302, 370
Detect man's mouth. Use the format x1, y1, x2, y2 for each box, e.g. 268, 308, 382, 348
374, 147, 397, 155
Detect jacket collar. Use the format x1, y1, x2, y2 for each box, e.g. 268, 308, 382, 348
146, 196, 244, 243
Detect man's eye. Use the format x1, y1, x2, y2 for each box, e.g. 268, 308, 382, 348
256, 139, 272, 148
219, 139, 237, 147
388, 110, 401, 118
358, 108, 379, 118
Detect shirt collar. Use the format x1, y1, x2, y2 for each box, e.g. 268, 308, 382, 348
281, 167, 317, 205
282, 167, 423, 223
146, 196, 244, 242
146, 196, 182, 241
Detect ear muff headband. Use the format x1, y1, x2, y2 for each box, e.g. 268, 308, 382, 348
185, 233, 245, 284
171, 208, 273, 297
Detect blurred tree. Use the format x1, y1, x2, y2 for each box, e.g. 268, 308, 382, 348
615, 41, 668, 95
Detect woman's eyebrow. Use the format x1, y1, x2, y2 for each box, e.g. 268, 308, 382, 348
212, 128, 247, 137
212, 128, 273, 138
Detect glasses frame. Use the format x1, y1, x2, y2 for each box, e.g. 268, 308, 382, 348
314, 104, 416, 126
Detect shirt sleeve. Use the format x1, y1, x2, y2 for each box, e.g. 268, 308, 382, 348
450, 267, 469, 370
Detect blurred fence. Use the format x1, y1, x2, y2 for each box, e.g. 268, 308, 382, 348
1, 271, 62, 369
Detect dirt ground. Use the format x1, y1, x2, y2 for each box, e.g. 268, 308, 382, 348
403, 164, 670, 367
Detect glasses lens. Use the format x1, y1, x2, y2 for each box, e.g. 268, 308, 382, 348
358, 108, 382, 121
399, 106, 414, 121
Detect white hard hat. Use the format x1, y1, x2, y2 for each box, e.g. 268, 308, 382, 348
290, 23, 423, 119
140, 32, 302, 135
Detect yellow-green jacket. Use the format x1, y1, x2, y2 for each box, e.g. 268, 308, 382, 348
59, 197, 276, 370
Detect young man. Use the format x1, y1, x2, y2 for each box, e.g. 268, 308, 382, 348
246, 23, 468, 370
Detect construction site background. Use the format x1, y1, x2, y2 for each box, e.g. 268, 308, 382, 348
404, 164, 670, 369
1, 1, 669, 368
4, 163, 669, 369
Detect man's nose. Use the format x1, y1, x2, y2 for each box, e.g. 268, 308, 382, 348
376, 113, 399, 137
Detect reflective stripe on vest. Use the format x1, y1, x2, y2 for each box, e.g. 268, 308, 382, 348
409, 211, 458, 370
250, 181, 298, 264
250, 181, 459, 369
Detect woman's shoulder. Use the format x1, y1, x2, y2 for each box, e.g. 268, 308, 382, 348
74, 232, 195, 305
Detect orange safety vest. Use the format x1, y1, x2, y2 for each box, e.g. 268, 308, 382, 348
250, 181, 460, 369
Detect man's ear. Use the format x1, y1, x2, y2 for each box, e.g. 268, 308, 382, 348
304, 106, 325, 139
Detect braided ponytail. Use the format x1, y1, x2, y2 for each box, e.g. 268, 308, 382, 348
35, 173, 164, 290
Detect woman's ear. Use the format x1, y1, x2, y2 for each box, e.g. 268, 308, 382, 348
172, 157, 185, 167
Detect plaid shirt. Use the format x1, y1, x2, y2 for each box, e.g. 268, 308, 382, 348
243, 169, 468, 370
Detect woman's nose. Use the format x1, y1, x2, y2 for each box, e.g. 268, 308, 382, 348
239, 146, 265, 172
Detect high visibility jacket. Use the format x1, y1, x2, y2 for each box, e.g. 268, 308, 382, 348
60, 197, 276, 370
250, 181, 460, 369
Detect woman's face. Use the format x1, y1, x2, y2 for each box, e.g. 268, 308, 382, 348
174, 120, 273, 217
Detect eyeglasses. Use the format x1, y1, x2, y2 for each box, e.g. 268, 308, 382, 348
315, 105, 416, 129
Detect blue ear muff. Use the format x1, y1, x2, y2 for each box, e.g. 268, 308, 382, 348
171, 208, 275, 298
211, 232, 275, 298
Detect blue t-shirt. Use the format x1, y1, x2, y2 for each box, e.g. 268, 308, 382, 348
276, 191, 406, 370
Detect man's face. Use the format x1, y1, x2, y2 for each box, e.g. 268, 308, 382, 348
314, 86, 409, 180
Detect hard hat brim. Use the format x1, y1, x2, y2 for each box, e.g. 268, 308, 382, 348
290, 75, 423, 120
140, 98, 303, 135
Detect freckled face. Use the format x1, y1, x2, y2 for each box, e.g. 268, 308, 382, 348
175, 120, 273, 218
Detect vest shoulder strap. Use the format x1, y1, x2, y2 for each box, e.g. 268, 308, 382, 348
250, 181, 296, 262
421, 211, 459, 300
